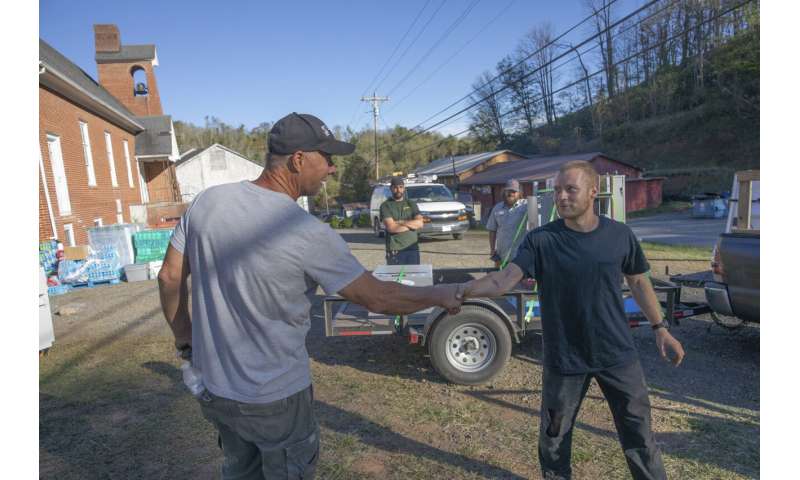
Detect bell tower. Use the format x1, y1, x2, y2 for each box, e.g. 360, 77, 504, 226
94, 24, 163, 117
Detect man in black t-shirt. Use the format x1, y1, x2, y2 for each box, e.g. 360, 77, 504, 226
456, 161, 684, 480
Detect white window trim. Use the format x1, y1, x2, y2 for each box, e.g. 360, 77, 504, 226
104, 131, 118, 187
79, 121, 97, 186
46, 133, 72, 216
63, 223, 76, 247
123, 140, 134, 188
137, 159, 149, 204
115, 199, 124, 224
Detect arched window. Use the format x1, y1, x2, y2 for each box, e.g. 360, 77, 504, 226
131, 66, 148, 96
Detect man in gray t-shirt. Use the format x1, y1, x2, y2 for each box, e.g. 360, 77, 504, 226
486, 179, 528, 268
158, 113, 464, 480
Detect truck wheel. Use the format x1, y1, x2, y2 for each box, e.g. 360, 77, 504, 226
373, 218, 384, 238
452, 233, 463, 240
428, 306, 512, 385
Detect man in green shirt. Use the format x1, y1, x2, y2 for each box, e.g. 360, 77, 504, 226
380, 177, 425, 265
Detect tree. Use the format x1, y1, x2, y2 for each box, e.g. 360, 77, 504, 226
468, 71, 509, 144
497, 54, 538, 134
520, 23, 559, 125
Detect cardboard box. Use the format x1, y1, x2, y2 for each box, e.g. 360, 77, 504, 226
63, 245, 90, 260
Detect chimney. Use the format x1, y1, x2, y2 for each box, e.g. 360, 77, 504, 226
94, 24, 120, 53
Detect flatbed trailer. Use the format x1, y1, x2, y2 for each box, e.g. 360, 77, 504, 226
324, 267, 711, 385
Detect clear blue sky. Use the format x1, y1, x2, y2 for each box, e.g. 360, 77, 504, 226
40, 0, 638, 135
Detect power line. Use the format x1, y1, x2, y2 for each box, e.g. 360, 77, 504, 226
403, 0, 757, 156
407, 0, 625, 135
386, 0, 518, 115
346, 0, 434, 129
385, 0, 483, 98
374, 0, 679, 157
404, 0, 655, 141
360, 0, 434, 98
372, 0, 449, 95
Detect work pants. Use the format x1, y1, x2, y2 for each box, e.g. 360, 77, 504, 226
198, 385, 319, 480
538, 360, 666, 480
386, 246, 420, 265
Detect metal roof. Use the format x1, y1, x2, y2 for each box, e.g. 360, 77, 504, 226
96, 44, 157, 63
461, 152, 640, 185
39, 39, 142, 131
135, 115, 173, 156
413, 150, 521, 176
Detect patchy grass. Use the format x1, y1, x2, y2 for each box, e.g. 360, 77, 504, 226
629, 201, 693, 218
40, 243, 758, 479
641, 242, 712, 261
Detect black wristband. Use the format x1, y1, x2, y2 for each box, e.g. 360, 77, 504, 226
651, 321, 667, 331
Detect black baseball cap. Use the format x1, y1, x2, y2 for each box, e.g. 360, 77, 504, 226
390, 176, 404, 187
268, 112, 355, 156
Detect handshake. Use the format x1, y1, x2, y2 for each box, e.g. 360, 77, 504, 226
434, 283, 469, 316
426, 263, 524, 316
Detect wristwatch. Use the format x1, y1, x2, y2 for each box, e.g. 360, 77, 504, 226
651, 321, 668, 331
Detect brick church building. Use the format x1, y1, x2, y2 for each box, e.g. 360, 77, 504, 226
39, 24, 181, 244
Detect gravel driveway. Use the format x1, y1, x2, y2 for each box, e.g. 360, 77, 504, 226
40, 228, 759, 479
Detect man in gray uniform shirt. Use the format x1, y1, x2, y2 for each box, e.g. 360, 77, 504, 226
486, 179, 528, 268
158, 112, 464, 480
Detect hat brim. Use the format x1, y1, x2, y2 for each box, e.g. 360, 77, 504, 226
318, 138, 355, 156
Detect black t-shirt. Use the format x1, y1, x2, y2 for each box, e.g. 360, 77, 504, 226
511, 216, 650, 374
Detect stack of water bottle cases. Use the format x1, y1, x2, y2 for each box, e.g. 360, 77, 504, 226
41, 224, 176, 295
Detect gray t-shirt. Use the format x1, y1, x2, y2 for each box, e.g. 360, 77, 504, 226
486, 199, 528, 262
170, 181, 365, 403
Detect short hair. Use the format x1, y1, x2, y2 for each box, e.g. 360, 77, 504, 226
559, 160, 598, 189
265, 152, 291, 170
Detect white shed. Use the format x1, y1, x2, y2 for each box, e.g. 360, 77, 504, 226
175, 144, 263, 202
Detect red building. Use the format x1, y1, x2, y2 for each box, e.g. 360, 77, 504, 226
458, 152, 664, 221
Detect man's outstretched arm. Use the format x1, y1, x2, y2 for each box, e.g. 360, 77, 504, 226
461, 263, 525, 299
339, 272, 464, 316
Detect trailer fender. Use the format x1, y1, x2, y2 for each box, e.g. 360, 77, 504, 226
421, 299, 520, 346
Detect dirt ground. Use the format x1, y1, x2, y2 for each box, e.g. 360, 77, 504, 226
39, 229, 759, 479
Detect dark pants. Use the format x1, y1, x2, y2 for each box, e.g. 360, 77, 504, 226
197, 385, 319, 480
539, 361, 666, 480
386, 247, 420, 265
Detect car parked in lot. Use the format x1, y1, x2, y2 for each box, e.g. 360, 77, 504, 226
370, 175, 470, 240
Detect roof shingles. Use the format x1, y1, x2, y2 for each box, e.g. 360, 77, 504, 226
135, 115, 173, 156
461, 152, 639, 185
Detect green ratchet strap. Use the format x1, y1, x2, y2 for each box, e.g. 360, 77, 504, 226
393, 266, 406, 330
524, 300, 536, 323
499, 211, 528, 270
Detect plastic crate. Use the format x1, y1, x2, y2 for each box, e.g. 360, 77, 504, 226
133, 230, 172, 263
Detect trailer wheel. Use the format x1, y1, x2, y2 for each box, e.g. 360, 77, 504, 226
428, 306, 512, 385
452, 233, 463, 240
373, 218, 384, 238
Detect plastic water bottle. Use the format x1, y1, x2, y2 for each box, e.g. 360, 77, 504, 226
180, 361, 205, 397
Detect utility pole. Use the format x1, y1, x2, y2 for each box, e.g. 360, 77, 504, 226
361, 93, 389, 180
